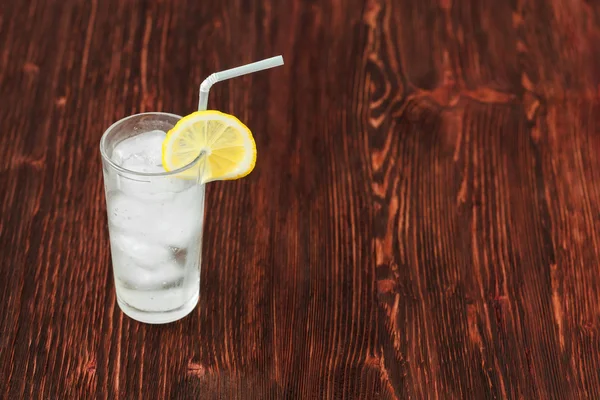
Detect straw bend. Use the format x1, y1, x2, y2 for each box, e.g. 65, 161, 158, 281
199, 73, 219, 93
198, 73, 220, 111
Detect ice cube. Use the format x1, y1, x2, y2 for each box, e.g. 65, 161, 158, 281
107, 192, 155, 234
110, 129, 190, 200
157, 185, 205, 247
121, 157, 164, 174
113, 130, 166, 169
107, 188, 204, 248
113, 258, 184, 290
115, 173, 188, 201
110, 232, 172, 269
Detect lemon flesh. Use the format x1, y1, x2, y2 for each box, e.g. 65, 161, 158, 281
162, 111, 256, 182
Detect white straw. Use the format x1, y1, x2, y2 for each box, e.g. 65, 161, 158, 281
197, 56, 284, 111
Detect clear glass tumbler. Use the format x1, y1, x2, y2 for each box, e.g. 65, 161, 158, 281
100, 112, 205, 324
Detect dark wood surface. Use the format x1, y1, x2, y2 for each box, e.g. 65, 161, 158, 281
1, 0, 600, 398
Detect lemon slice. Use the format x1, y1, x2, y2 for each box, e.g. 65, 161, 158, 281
162, 111, 256, 182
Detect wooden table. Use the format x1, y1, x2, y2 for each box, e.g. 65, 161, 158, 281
2, 0, 600, 398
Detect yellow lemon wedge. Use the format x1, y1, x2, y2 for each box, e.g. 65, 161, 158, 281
161, 111, 256, 182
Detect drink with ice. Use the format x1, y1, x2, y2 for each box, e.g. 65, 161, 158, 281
101, 113, 205, 324
100, 56, 284, 324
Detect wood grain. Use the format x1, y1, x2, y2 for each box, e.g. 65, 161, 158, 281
1, 0, 599, 398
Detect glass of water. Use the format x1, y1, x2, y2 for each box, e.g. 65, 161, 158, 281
100, 112, 205, 324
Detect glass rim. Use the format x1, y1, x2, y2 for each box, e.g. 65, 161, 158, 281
100, 111, 202, 178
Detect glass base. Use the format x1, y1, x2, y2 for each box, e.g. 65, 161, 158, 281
117, 291, 199, 324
